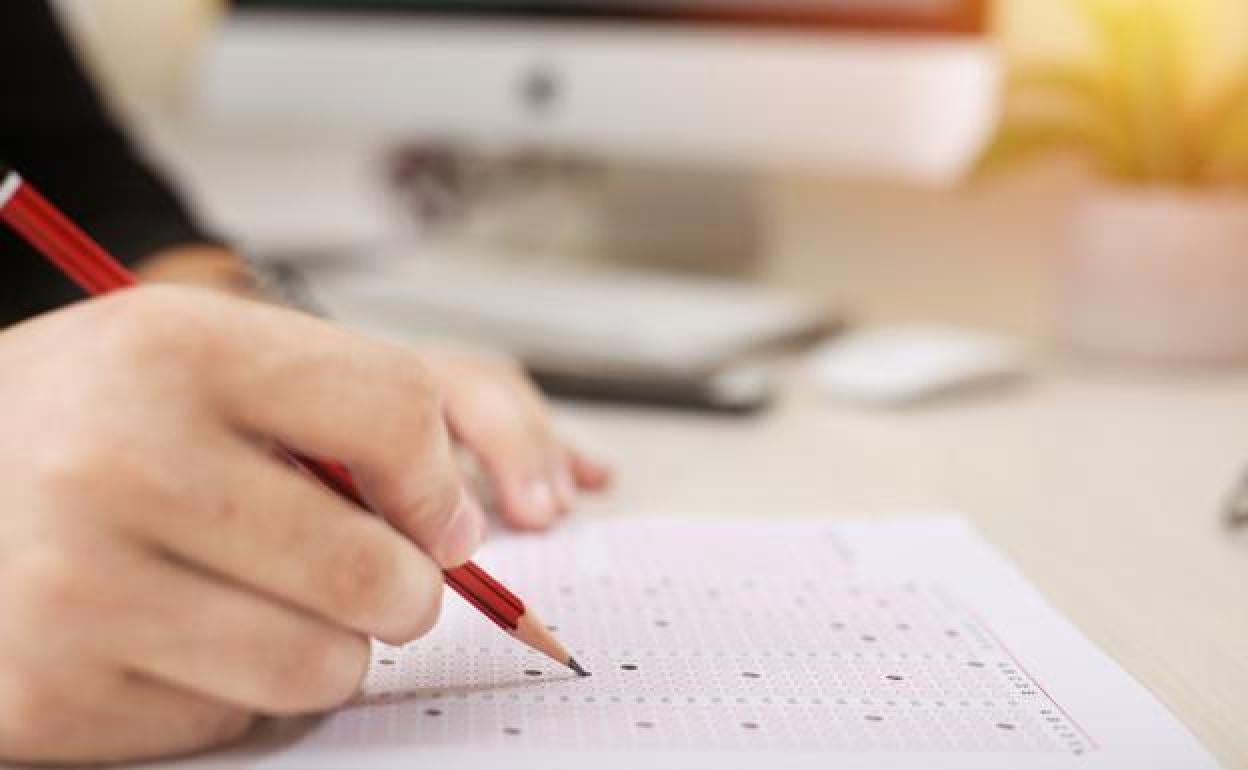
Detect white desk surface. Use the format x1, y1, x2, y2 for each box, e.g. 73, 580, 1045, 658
156, 134, 1248, 767
563, 361, 1248, 769
557, 175, 1248, 769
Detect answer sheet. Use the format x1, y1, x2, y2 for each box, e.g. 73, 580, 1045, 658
181, 516, 1220, 769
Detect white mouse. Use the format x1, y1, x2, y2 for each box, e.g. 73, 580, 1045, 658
809, 325, 1027, 407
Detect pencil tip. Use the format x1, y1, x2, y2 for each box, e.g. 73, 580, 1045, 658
568, 658, 591, 677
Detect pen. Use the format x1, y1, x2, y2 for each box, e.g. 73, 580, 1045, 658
0, 163, 588, 678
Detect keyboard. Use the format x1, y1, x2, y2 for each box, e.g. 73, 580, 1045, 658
288, 251, 837, 410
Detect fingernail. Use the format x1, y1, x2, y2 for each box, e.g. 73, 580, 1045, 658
437, 493, 484, 566
529, 478, 556, 515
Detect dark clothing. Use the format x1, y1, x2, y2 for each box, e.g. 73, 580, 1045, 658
1, 2, 218, 327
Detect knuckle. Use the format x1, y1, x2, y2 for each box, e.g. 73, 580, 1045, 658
92, 286, 224, 367
374, 555, 444, 644
31, 436, 170, 534
269, 631, 369, 713
491, 354, 529, 384
393, 355, 440, 401
321, 532, 403, 626
31, 437, 114, 503
379, 365, 441, 443
5, 546, 87, 628
391, 572, 443, 643
206, 710, 257, 748
391, 477, 460, 534
0, 677, 68, 754
181, 706, 256, 751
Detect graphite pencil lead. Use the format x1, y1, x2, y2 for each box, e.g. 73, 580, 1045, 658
568, 658, 591, 677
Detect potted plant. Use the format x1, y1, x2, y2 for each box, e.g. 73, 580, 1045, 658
978, 0, 1248, 363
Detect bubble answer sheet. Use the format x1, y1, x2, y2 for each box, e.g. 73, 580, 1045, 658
166, 516, 1221, 770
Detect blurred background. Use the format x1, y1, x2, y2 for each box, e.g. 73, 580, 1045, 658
48, 0, 1248, 410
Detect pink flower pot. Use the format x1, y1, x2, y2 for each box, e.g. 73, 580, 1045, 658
1064, 187, 1248, 364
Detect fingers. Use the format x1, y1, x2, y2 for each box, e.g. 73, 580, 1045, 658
568, 447, 611, 491
442, 392, 562, 531
101, 675, 256, 763
134, 436, 447, 645
352, 457, 483, 569
467, 425, 567, 531
0, 538, 341, 763
468, 438, 610, 531
460, 420, 612, 531
89, 550, 372, 716
432, 353, 611, 530
194, 297, 481, 567
0, 664, 252, 766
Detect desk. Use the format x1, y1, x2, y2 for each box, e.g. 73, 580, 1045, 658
156, 133, 1248, 767
563, 362, 1248, 768
557, 175, 1248, 769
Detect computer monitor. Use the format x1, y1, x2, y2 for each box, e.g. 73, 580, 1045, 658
234, 1, 985, 32
195, 0, 997, 182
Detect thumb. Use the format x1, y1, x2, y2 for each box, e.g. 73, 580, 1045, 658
372, 480, 485, 569
351, 430, 486, 569
429, 490, 487, 568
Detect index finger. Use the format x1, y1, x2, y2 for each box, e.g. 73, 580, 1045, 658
191, 293, 483, 567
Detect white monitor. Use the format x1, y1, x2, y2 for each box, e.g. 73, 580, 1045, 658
193, 1, 998, 184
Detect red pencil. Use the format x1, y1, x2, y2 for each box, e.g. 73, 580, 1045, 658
0, 163, 587, 678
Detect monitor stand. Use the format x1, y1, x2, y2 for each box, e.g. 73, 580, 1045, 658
600, 161, 765, 279
386, 142, 766, 279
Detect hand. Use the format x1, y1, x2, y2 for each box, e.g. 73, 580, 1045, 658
136, 245, 611, 528
418, 346, 610, 531
0, 286, 484, 764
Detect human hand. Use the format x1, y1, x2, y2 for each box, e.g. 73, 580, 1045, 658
417, 346, 610, 531
135, 246, 610, 529
0, 286, 483, 764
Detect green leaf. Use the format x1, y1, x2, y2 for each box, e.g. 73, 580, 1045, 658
1000, 65, 1113, 114
981, 0, 1248, 185
1072, 0, 1137, 66
1073, 0, 1192, 182
1122, 3, 1190, 181
971, 117, 1135, 181
997, 63, 1136, 167
1198, 69, 1248, 181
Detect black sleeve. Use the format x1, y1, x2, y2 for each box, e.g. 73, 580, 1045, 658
1, 1, 224, 327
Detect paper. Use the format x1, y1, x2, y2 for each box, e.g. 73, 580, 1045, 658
181, 516, 1220, 770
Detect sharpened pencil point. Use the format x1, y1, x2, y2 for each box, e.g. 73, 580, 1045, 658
568, 658, 590, 677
